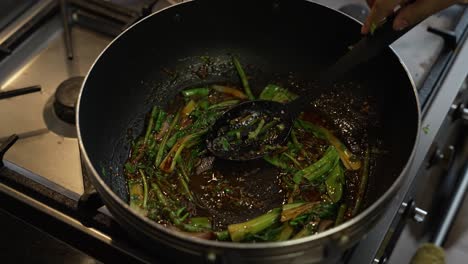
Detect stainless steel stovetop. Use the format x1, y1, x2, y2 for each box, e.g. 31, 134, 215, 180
0, 0, 179, 194
0, 1, 467, 263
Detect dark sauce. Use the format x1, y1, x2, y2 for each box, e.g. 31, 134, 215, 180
124, 84, 371, 242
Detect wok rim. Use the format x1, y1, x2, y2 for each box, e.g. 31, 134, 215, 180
76, 0, 421, 250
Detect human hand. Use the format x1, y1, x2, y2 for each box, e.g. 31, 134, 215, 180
361, 0, 467, 34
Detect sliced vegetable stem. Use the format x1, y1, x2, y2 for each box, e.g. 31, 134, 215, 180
232, 56, 254, 100
182, 87, 210, 97
151, 182, 168, 207
248, 119, 266, 139
335, 204, 347, 226
178, 158, 191, 182
178, 171, 194, 201
290, 130, 302, 150
154, 111, 167, 133
288, 184, 299, 203
259, 84, 298, 102
264, 155, 289, 170
182, 100, 197, 116
155, 112, 180, 167
275, 223, 294, 241
293, 146, 339, 184
228, 208, 281, 242
189, 217, 211, 230
281, 202, 319, 222
352, 148, 370, 216
160, 130, 206, 173
211, 85, 247, 99
296, 119, 361, 170
258, 120, 279, 136
208, 100, 240, 109
215, 230, 230, 241
325, 163, 344, 203
282, 152, 301, 168
139, 169, 149, 209
144, 106, 159, 144
293, 222, 318, 239
291, 130, 307, 158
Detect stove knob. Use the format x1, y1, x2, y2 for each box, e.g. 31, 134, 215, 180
401, 202, 428, 223
427, 145, 455, 169
412, 207, 427, 223
449, 103, 468, 122
461, 104, 468, 122
448, 103, 459, 121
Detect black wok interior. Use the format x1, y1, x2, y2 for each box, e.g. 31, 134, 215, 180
79, 0, 418, 213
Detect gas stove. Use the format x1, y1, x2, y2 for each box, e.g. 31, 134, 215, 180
0, 1, 467, 263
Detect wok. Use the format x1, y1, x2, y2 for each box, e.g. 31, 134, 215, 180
77, 0, 420, 263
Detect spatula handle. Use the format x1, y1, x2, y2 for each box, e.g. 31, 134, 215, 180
287, 2, 419, 117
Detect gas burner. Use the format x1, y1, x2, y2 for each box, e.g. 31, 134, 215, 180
43, 76, 84, 138
53, 76, 84, 124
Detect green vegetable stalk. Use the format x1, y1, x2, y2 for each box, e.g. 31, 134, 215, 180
281, 202, 319, 222
275, 223, 295, 241
232, 56, 254, 100
128, 181, 143, 208
215, 230, 230, 241
182, 100, 197, 116
151, 182, 168, 207
293, 146, 339, 184
259, 84, 298, 103
177, 158, 190, 182
228, 208, 281, 242
139, 169, 149, 209
264, 155, 290, 170
154, 110, 167, 133
258, 119, 279, 135
248, 119, 265, 139
189, 217, 212, 230
160, 130, 206, 173
292, 222, 318, 239
181, 87, 210, 97
178, 171, 194, 201
282, 152, 301, 168
325, 163, 345, 203
335, 204, 347, 226
295, 120, 361, 171
352, 148, 370, 216
211, 85, 247, 99
155, 112, 180, 167
144, 106, 159, 144
208, 100, 240, 109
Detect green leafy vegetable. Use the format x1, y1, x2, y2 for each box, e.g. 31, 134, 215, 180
259, 84, 298, 102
